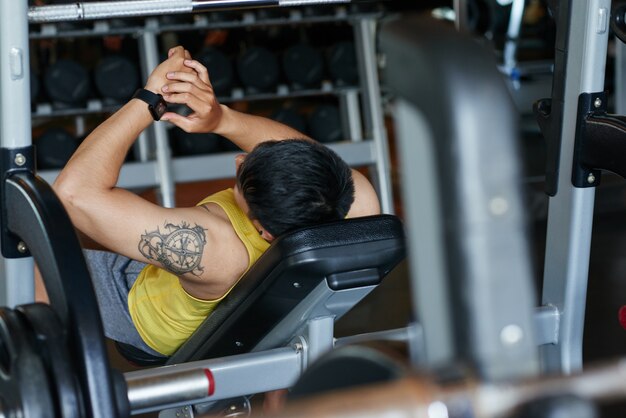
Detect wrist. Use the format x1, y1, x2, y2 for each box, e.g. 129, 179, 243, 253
213, 104, 233, 136
143, 83, 160, 95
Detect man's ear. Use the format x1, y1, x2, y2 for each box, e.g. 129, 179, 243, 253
252, 219, 275, 242
260, 229, 275, 242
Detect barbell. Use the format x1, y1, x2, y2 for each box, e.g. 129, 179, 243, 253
28, 0, 357, 23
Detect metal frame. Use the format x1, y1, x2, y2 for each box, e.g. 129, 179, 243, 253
353, 17, 394, 214
0, 1, 34, 306
540, 0, 611, 374
138, 24, 176, 208
126, 314, 352, 415
382, 16, 539, 381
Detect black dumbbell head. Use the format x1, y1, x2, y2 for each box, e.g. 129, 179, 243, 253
196, 47, 234, 96
44, 59, 91, 105
237, 46, 280, 91
272, 107, 307, 134
327, 41, 358, 86
308, 104, 342, 143
171, 128, 222, 156
282, 43, 324, 88
94, 55, 140, 101
36, 128, 79, 169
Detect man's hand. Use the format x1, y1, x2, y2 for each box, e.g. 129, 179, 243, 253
144, 46, 192, 94
159, 59, 225, 133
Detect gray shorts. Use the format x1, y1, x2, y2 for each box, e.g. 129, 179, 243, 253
84, 249, 164, 357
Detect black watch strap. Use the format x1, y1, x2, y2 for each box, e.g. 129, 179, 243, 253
133, 88, 167, 121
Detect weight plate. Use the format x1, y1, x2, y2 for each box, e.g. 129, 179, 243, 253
94, 55, 140, 101
0, 308, 55, 418
18, 303, 83, 418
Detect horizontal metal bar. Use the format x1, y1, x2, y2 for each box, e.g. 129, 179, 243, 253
38, 141, 374, 189
28, 0, 352, 23
125, 346, 302, 414
29, 0, 191, 23
38, 160, 159, 190
334, 327, 412, 347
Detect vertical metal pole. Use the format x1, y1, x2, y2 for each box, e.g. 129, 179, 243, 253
394, 100, 454, 367
338, 90, 363, 142
353, 18, 394, 214
0, 0, 35, 306
453, 0, 469, 32
138, 21, 176, 208
503, 0, 526, 74
541, 0, 610, 373
616, 40, 626, 114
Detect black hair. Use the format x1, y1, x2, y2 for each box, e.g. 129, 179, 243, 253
236, 139, 355, 237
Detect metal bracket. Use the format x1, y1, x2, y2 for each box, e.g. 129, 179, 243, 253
571, 91, 626, 188
0, 146, 34, 258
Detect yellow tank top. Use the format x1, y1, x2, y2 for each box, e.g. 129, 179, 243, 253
128, 188, 270, 356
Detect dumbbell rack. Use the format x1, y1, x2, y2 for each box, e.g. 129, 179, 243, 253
29, 7, 394, 213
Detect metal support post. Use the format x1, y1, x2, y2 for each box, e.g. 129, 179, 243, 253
616, 37, 626, 114
353, 18, 394, 214
382, 16, 539, 381
0, 1, 34, 306
503, 0, 526, 74
540, 0, 610, 374
338, 90, 363, 142
303, 316, 334, 365
453, 0, 470, 32
138, 24, 176, 208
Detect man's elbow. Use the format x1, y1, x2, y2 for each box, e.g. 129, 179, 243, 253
52, 173, 82, 211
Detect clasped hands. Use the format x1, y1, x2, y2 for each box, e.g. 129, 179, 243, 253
145, 46, 225, 134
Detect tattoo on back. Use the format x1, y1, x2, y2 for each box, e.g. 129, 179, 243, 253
138, 221, 207, 276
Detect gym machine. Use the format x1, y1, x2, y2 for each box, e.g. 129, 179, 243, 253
0, 2, 405, 417
5, 0, 626, 417
258, 2, 626, 416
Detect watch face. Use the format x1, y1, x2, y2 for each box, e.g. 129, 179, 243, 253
155, 101, 167, 117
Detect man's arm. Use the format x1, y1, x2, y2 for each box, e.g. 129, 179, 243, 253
52, 48, 246, 298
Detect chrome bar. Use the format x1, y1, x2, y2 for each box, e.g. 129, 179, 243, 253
125, 346, 302, 414
28, 0, 352, 23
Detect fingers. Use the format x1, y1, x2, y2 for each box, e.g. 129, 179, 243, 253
183, 59, 212, 85
167, 46, 189, 59
162, 91, 212, 117
160, 112, 193, 130
165, 70, 209, 88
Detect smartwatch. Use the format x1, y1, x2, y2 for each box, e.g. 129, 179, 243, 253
133, 88, 167, 121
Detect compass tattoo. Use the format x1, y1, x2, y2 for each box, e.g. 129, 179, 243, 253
138, 221, 207, 276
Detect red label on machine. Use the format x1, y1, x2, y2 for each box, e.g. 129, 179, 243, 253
204, 368, 215, 396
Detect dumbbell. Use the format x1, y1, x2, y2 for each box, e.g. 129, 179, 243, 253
170, 127, 222, 156
237, 46, 280, 92
272, 106, 307, 135
195, 47, 234, 97
94, 55, 140, 102
35, 128, 79, 169
308, 104, 342, 143
282, 43, 324, 89
43, 59, 91, 106
327, 41, 358, 86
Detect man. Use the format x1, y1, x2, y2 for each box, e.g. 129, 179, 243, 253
49, 47, 380, 357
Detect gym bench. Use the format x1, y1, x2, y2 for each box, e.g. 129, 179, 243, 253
120, 213, 406, 414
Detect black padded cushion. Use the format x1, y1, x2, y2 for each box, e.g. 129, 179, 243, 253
167, 214, 405, 364
114, 341, 167, 367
